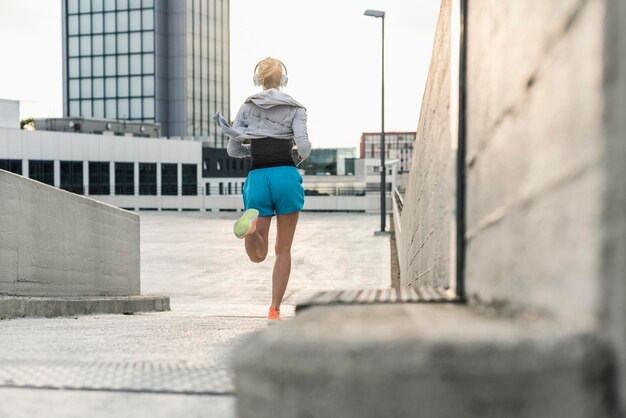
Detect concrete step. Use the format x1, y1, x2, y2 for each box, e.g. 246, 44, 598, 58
233, 304, 615, 418
0, 295, 170, 318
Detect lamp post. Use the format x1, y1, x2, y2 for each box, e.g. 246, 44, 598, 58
364, 9, 387, 235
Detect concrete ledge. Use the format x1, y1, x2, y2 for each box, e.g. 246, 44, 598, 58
0, 295, 170, 319
233, 304, 614, 418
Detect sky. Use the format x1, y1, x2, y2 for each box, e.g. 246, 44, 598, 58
0, 0, 440, 150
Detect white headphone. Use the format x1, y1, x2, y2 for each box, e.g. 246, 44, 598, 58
253, 60, 289, 87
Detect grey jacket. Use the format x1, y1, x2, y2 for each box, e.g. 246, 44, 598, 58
213, 89, 311, 160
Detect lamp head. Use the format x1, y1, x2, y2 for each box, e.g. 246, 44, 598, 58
364, 9, 385, 18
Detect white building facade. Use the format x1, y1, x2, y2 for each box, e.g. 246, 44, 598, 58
0, 127, 389, 213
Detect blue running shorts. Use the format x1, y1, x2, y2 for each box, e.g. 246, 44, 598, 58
243, 166, 304, 217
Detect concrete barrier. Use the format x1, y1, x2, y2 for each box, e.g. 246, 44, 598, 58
0, 169, 140, 297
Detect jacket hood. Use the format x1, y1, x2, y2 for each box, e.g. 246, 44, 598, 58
245, 88, 305, 109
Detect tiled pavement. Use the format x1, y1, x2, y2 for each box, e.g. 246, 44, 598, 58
0, 212, 390, 418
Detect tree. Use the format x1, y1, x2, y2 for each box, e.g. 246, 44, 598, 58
20, 117, 35, 130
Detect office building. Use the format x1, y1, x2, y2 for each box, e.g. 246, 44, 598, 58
360, 132, 416, 173
300, 147, 358, 176
62, 0, 230, 144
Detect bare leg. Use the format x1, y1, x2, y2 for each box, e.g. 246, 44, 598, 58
244, 216, 271, 263
271, 211, 299, 311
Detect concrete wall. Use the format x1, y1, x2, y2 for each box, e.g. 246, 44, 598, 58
465, 0, 605, 327
0, 170, 140, 296
399, 0, 453, 288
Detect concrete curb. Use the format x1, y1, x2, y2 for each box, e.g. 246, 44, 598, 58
0, 295, 170, 319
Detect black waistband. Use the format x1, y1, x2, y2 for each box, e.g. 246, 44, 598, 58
249, 138, 296, 170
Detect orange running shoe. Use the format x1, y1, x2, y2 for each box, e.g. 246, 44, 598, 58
268, 307, 282, 324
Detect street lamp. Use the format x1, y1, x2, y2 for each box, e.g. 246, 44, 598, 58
364, 9, 387, 235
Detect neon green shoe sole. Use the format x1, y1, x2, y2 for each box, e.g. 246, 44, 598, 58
234, 209, 260, 239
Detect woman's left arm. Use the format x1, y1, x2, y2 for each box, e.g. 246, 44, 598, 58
292, 107, 311, 160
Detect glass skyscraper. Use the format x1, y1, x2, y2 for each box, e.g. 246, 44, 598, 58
62, 0, 230, 145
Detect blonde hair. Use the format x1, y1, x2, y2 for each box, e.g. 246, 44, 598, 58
256, 57, 284, 89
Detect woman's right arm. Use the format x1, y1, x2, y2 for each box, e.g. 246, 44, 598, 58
226, 106, 251, 158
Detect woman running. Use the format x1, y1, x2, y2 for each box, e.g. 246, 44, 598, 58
213, 57, 311, 323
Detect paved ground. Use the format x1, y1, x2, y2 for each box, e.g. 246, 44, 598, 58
0, 212, 390, 418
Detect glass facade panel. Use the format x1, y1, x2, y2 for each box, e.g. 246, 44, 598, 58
81, 79, 92, 98
69, 58, 79, 77
80, 35, 91, 55
89, 162, 109, 194
81, 100, 92, 117
142, 76, 154, 95
69, 100, 80, 116
79, 0, 91, 13
161, 164, 177, 195
60, 161, 83, 194
142, 53, 153, 73
117, 32, 128, 53
104, 33, 115, 53
93, 56, 104, 76
182, 164, 197, 195
142, 0, 153, 8
93, 0, 104, 12
129, 32, 141, 53
93, 78, 104, 97
68, 0, 79, 14
118, 76, 129, 96
117, 0, 128, 9
29, 160, 54, 186
115, 162, 134, 195
92, 13, 103, 33
139, 163, 156, 195
104, 12, 115, 33
117, 11, 128, 32
92, 34, 104, 55
105, 77, 116, 97
130, 76, 141, 96
80, 14, 91, 34
105, 99, 116, 118
93, 99, 105, 117
118, 98, 129, 117
115, 54, 127, 75
130, 54, 141, 74
130, 98, 141, 118
142, 9, 154, 30
80, 57, 91, 76
104, 0, 116, 11
143, 98, 154, 118
142, 31, 153, 52
68, 37, 79, 57
105, 55, 116, 75
69, 80, 80, 99
129, 0, 141, 9
129, 10, 141, 31
68, 16, 79, 35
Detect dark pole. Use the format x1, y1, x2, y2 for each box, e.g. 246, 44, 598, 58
380, 16, 386, 232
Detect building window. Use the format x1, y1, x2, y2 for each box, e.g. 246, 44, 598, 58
89, 161, 110, 195
161, 163, 177, 195
182, 164, 197, 196
60, 161, 84, 194
29, 160, 54, 186
205, 182, 211, 195
219, 182, 223, 195
139, 162, 156, 195
115, 162, 134, 195
0, 159, 23, 175
227, 182, 232, 195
